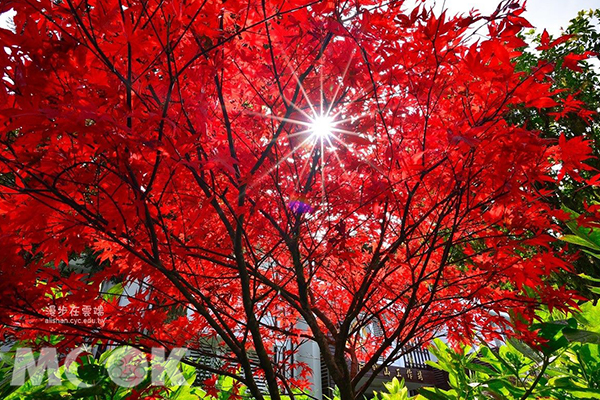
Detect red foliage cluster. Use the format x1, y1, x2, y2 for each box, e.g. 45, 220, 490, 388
0, 0, 595, 397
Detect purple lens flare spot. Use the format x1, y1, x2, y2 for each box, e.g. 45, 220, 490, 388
288, 197, 313, 214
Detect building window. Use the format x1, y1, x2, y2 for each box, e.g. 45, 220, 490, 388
403, 343, 430, 369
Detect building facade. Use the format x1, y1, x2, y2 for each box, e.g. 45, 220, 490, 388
295, 338, 449, 399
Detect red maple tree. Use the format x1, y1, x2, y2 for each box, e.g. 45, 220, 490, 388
0, 0, 595, 398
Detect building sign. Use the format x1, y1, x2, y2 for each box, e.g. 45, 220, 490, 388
357, 362, 436, 384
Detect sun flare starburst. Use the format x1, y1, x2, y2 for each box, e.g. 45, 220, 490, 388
249, 50, 381, 207
309, 115, 335, 141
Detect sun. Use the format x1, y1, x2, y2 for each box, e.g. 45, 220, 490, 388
309, 115, 335, 140
249, 50, 373, 194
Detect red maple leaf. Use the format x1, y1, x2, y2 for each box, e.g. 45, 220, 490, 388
562, 51, 597, 72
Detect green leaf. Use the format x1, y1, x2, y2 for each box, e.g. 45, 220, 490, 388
418, 387, 455, 400
589, 286, 600, 294
547, 376, 580, 389
486, 378, 527, 398
77, 364, 106, 383
568, 389, 600, 399
575, 302, 600, 333
561, 234, 600, 251
563, 328, 600, 344
582, 249, 600, 260
103, 282, 124, 302
462, 361, 493, 376
579, 273, 600, 283
506, 338, 543, 362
